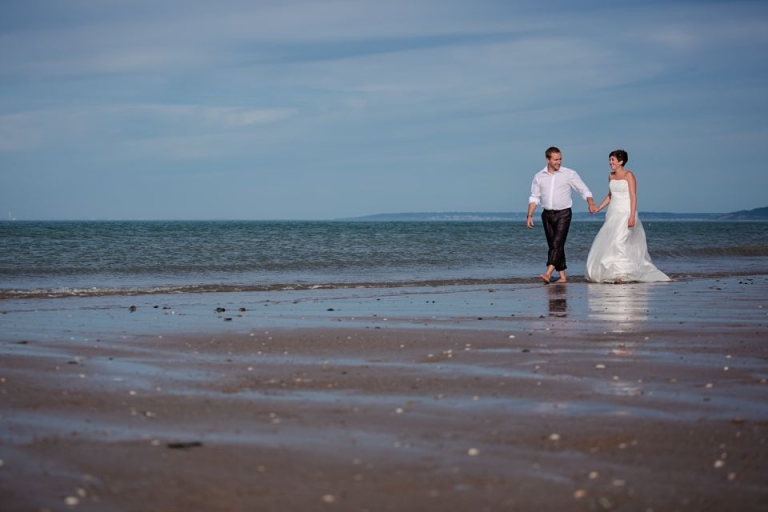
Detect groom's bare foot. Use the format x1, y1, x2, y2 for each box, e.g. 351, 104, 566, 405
540, 274, 551, 284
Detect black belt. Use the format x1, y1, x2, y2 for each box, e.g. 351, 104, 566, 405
544, 208, 571, 213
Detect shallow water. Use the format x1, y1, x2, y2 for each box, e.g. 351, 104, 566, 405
1, 220, 767, 299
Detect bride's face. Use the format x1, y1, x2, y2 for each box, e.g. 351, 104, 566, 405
609, 156, 622, 171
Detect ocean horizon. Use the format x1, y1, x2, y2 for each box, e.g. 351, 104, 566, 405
5, 207, 766, 223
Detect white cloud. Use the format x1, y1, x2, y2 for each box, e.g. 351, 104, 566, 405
128, 105, 297, 128
0, 104, 297, 152
116, 132, 273, 161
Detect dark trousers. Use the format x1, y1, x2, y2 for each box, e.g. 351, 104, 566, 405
541, 208, 572, 272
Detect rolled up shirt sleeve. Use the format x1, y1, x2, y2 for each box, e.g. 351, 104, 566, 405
528, 175, 542, 205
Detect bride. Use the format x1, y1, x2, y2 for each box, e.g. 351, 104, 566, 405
585, 150, 670, 283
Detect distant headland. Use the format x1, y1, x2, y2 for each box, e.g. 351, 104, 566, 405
338, 206, 768, 222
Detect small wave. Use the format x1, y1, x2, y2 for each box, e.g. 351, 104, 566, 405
3, 271, 768, 301
0, 278, 536, 300
655, 246, 768, 258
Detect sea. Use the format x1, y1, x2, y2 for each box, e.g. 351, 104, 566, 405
2, 220, 767, 301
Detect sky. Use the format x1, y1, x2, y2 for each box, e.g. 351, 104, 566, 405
1, 0, 767, 220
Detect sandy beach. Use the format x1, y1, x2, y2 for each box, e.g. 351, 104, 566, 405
1, 276, 768, 511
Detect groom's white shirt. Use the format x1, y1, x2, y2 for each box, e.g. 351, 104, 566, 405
529, 166, 593, 211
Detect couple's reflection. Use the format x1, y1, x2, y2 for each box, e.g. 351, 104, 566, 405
588, 283, 650, 330
547, 285, 568, 317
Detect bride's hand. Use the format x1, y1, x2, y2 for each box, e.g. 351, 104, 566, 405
628, 217, 636, 228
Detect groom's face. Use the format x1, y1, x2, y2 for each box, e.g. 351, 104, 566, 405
547, 153, 562, 172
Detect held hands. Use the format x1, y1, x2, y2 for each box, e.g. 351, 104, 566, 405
588, 202, 598, 214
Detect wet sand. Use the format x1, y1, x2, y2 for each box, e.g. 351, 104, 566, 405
1, 276, 768, 511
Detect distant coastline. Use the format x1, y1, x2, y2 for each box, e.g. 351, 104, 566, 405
2, 207, 766, 223
338, 206, 768, 222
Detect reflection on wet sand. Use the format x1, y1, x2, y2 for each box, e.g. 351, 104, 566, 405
547, 285, 568, 317
588, 283, 650, 330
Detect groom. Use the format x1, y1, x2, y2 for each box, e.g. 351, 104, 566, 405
526, 147, 596, 283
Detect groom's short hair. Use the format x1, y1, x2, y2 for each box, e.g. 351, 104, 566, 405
545, 146, 561, 159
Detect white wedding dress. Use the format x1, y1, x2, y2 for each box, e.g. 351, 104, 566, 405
585, 180, 670, 283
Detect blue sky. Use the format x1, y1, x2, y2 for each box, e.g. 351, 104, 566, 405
1, 0, 767, 220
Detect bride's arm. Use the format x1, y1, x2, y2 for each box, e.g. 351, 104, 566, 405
595, 176, 612, 212
627, 171, 637, 227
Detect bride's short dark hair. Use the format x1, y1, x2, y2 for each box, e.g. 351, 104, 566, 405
609, 149, 628, 165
